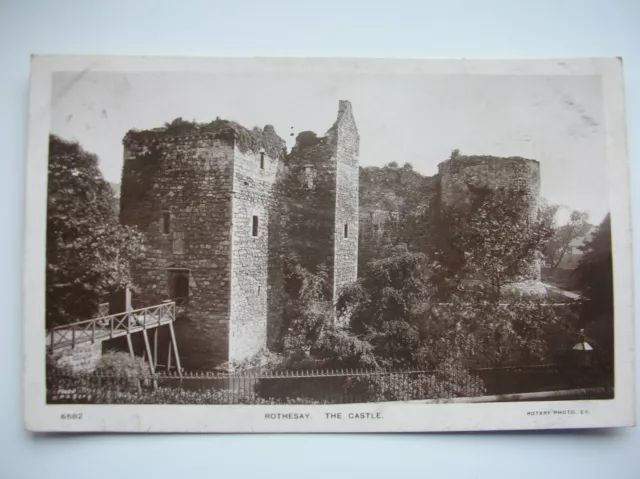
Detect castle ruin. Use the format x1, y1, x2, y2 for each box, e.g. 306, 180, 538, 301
120, 101, 359, 369
359, 153, 541, 280
120, 100, 541, 370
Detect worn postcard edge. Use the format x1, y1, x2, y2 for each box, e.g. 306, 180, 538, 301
22, 55, 636, 433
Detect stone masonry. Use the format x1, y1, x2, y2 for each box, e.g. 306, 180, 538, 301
120, 101, 540, 370
120, 102, 358, 369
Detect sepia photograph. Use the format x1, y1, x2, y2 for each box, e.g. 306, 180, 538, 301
23, 55, 634, 432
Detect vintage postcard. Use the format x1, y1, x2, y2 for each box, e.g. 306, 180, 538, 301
23, 55, 635, 432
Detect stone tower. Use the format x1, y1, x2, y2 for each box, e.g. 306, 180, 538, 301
282, 100, 360, 301
437, 154, 542, 280
119, 121, 286, 369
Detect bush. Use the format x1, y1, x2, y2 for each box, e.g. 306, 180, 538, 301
95, 350, 151, 378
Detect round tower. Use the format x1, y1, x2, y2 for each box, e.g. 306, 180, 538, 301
438, 154, 542, 281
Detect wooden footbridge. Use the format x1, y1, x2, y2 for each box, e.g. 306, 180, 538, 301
46, 300, 183, 378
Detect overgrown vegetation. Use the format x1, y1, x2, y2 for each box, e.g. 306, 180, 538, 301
270, 168, 593, 394
573, 214, 614, 366
46, 135, 145, 328
124, 116, 286, 160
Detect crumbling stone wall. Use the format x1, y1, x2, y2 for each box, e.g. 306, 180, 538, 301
280, 101, 360, 302
120, 134, 235, 370
121, 122, 287, 369
358, 208, 401, 271
280, 137, 338, 280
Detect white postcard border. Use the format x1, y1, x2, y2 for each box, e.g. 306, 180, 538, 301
23, 55, 635, 433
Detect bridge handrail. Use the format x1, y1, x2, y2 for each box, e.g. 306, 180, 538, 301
46, 301, 176, 352
48, 302, 176, 332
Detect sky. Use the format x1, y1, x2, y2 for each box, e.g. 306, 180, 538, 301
50, 70, 609, 225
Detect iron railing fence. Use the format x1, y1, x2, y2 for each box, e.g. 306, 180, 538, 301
46, 364, 612, 405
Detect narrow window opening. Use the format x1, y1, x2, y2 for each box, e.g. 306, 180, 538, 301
260, 152, 265, 169
252, 216, 259, 237
344, 223, 349, 238
162, 211, 171, 234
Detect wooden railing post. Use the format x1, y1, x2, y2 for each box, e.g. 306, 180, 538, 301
71, 328, 76, 349
49, 330, 54, 354
91, 320, 95, 344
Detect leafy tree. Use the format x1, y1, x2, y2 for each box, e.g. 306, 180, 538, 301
426, 298, 580, 368
278, 254, 378, 369
46, 135, 144, 328
544, 208, 592, 271
162, 117, 198, 135
449, 188, 554, 299
573, 214, 614, 364
337, 245, 446, 369
338, 244, 578, 369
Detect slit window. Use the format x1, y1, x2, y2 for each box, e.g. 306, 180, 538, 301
162, 211, 171, 234
252, 216, 259, 237
344, 223, 349, 238
260, 152, 265, 169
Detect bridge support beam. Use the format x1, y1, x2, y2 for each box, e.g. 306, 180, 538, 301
142, 329, 157, 390
169, 322, 183, 378
126, 334, 142, 394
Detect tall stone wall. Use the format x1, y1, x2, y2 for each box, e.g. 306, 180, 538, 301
281, 101, 360, 303
229, 132, 285, 364
331, 101, 360, 297
120, 134, 235, 370
285, 138, 338, 276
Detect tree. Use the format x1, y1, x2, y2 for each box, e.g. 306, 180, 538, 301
573, 214, 614, 364
338, 244, 577, 369
544, 208, 592, 271
337, 244, 443, 369
46, 135, 144, 328
278, 254, 378, 369
450, 188, 554, 299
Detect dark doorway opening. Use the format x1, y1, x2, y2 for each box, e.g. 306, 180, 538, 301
169, 270, 189, 306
